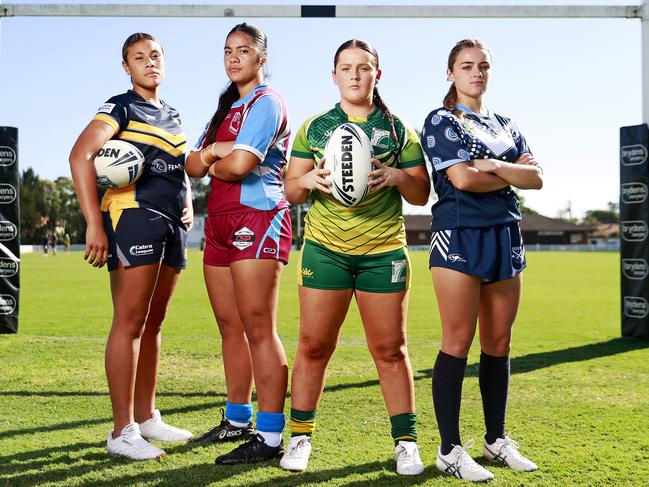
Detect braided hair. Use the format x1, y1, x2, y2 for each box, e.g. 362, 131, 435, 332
334, 39, 400, 149
203, 23, 268, 145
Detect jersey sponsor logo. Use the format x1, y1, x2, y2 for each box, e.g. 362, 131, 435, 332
151, 159, 168, 173
621, 220, 648, 242
97, 103, 116, 114
621, 144, 648, 166
0, 184, 17, 204
0, 146, 16, 166
622, 259, 649, 280
448, 253, 466, 263
144, 114, 156, 121
301, 267, 314, 278
624, 296, 649, 319
0, 258, 18, 277
262, 247, 277, 255
0, 221, 17, 241
621, 182, 648, 204
371, 128, 391, 149
426, 135, 436, 148
129, 244, 154, 256
233, 226, 255, 250
229, 112, 242, 135
391, 259, 407, 283
0, 294, 16, 315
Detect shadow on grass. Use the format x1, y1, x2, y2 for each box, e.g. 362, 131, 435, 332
0, 400, 225, 441
1, 443, 440, 487
0, 390, 227, 398
415, 337, 649, 379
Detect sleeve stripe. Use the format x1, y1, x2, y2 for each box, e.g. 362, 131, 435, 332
435, 158, 467, 171
94, 113, 119, 132
233, 143, 264, 161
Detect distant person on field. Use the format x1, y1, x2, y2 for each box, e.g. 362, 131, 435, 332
421, 39, 543, 482
185, 23, 291, 465
63, 233, 71, 254
49, 231, 58, 256
281, 39, 430, 475
69, 32, 194, 461
42, 234, 49, 256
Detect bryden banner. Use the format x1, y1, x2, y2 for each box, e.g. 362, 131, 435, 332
620, 124, 649, 339
0, 127, 19, 334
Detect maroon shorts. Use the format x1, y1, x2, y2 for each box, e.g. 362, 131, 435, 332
204, 208, 292, 267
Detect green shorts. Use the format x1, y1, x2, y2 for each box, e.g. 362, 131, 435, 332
297, 240, 410, 293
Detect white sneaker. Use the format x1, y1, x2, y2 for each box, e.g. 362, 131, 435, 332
106, 423, 166, 460
139, 409, 193, 442
436, 440, 494, 482
484, 436, 538, 471
279, 435, 312, 471
395, 441, 424, 475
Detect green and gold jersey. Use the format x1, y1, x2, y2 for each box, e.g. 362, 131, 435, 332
291, 104, 425, 255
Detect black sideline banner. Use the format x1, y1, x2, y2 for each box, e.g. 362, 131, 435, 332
620, 124, 649, 339
0, 127, 19, 334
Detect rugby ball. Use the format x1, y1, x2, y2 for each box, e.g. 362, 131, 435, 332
94, 140, 144, 189
323, 123, 373, 207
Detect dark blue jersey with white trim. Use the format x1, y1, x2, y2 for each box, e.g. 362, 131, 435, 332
421, 105, 530, 230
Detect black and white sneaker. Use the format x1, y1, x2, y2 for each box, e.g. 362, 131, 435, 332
484, 436, 538, 471
436, 440, 494, 482
215, 433, 283, 465
191, 409, 253, 445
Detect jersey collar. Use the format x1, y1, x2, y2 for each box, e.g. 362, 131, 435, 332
335, 103, 381, 123
455, 103, 492, 119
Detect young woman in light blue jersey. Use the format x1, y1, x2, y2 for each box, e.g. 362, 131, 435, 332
421, 39, 543, 482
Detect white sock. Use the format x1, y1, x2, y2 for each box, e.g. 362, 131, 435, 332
257, 430, 282, 447
228, 419, 249, 428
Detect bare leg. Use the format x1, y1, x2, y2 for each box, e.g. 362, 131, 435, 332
204, 264, 254, 404
106, 263, 160, 435
133, 264, 180, 422
356, 290, 414, 416
290, 287, 353, 411
230, 259, 287, 413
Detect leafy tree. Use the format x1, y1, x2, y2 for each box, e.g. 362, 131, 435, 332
581, 201, 619, 226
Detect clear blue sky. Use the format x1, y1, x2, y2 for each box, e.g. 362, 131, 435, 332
0, 0, 643, 218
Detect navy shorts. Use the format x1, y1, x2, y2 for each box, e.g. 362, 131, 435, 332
103, 208, 187, 272
429, 222, 526, 283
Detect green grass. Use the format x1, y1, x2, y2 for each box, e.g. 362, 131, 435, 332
1, 250, 648, 486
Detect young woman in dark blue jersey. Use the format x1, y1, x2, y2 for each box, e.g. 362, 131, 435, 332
421, 39, 543, 482
70, 33, 194, 460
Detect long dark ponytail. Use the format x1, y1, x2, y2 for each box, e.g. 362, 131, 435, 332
443, 38, 490, 117
203, 23, 268, 145
334, 39, 400, 149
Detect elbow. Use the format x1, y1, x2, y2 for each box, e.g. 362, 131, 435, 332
451, 176, 472, 192
405, 192, 430, 206
285, 189, 307, 206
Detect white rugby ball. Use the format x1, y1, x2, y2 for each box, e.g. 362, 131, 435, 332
322, 123, 373, 207
94, 139, 144, 189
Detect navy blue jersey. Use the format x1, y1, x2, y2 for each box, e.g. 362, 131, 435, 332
421, 105, 530, 230
94, 90, 187, 227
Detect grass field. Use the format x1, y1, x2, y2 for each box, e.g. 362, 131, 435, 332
1, 250, 648, 486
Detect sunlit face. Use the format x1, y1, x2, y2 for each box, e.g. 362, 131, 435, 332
333, 47, 381, 106
223, 31, 265, 86
448, 47, 491, 101
122, 39, 165, 90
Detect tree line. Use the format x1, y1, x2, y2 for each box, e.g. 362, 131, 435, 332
17, 169, 618, 244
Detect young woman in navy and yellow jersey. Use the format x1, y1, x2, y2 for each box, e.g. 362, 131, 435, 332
421, 39, 543, 482
185, 23, 291, 465
69, 33, 193, 461
280, 39, 430, 475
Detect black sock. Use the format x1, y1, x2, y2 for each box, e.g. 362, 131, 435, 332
479, 351, 510, 445
432, 350, 467, 456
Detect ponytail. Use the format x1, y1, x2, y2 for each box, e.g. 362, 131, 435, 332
443, 84, 461, 117
372, 87, 400, 150
204, 82, 239, 146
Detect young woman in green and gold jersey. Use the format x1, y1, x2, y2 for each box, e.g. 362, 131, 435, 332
280, 39, 430, 475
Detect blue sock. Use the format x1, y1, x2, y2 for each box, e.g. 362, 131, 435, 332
256, 411, 285, 433
225, 401, 253, 425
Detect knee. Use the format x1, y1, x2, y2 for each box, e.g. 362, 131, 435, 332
298, 336, 336, 362
369, 340, 407, 365
215, 313, 245, 339
481, 334, 511, 356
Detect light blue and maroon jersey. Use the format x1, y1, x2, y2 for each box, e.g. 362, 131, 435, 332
192, 84, 290, 215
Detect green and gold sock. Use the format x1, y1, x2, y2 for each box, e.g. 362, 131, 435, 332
390, 412, 417, 445
289, 408, 316, 437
